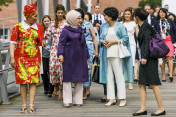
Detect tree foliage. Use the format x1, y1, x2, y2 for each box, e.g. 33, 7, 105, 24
139, 0, 161, 8
0, 0, 13, 11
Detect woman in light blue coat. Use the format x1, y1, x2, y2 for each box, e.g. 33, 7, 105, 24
99, 7, 133, 106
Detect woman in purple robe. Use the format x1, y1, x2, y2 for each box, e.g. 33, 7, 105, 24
57, 10, 89, 108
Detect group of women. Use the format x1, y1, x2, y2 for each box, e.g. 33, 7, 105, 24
10, 2, 176, 116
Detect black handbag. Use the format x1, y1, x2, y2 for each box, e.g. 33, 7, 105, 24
91, 57, 100, 83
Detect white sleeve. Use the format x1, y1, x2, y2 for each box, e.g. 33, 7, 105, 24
101, 15, 106, 24
92, 14, 94, 24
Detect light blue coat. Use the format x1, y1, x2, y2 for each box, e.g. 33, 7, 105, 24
99, 21, 133, 84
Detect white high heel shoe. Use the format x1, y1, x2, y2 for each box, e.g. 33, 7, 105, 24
105, 99, 116, 106
119, 100, 126, 107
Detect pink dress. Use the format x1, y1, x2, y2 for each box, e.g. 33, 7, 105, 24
44, 21, 67, 84
163, 35, 175, 57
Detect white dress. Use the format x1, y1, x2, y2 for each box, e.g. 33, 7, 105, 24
123, 21, 137, 66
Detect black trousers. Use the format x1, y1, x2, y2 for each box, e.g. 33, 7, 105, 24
41, 57, 54, 93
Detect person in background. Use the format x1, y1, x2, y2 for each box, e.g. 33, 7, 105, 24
58, 10, 89, 107
144, 4, 156, 27
75, 8, 98, 99
84, 12, 99, 43
40, 15, 54, 97
164, 4, 172, 15
168, 14, 176, 76
154, 5, 161, 17
99, 7, 133, 107
10, 3, 46, 113
154, 8, 176, 82
92, 3, 106, 27
44, 4, 67, 100
122, 7, 137, 89
117, 11, 124, 22
133, 8, 165, 116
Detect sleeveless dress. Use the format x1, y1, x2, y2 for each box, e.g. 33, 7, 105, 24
10, 21, 44, 84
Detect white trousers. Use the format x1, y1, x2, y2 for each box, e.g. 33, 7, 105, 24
107, 57, 126, 100
63, 82, 83, 104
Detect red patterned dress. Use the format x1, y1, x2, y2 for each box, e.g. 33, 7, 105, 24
10, 21, 44, 84
44, 21, 67, 84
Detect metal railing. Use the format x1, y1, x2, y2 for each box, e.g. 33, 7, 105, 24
0, 45, 13, 104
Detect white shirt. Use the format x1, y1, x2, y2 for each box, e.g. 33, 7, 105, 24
106, 27, 119, 58
147, 14, 151, 25
92, 13, 106, 25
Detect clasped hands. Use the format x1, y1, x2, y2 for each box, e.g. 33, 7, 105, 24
102, 40, 121, 48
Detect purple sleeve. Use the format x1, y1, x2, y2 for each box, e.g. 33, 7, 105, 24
57, 28, 67, 57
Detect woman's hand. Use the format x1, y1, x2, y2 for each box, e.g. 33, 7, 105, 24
94, 51, 99, 57
10, 58, 16, 68
59, 55, 64, 63
104, 40, 114, 48
41, 41, 47, 47
141, 59, 147, 64
101, 40, 108, 46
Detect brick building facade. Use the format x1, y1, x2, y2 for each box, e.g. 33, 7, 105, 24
0, 0, 140, 37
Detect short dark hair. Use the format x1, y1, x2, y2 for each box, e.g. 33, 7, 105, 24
75, 8, 84, 19
164, 4, 169, 7
157, 8, 168, 20
144, 4, 151, 8
134, 8, 149, 21
85, 12, 92, 21
103, 7, 119, 21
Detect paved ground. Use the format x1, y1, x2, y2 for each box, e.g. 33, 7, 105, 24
0, 74, 176, 117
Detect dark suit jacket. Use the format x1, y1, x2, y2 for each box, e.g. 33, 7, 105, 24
154, 19, 176, 44
147, 14, 156, 27
138, 21, 156, 60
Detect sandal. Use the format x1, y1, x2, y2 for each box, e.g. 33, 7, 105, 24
58, 85, 63, 100
20, 104, 27, 114
29, 104, 36, 114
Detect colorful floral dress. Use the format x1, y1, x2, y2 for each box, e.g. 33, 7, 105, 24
10, 21, 44, 84
44, 21, 67, 84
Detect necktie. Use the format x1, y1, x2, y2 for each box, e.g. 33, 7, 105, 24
96, 14, 98, 20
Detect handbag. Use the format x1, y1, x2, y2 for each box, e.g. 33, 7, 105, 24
149, 33, 170, 58
118, 43, 131, 58
91, 57, 100, 83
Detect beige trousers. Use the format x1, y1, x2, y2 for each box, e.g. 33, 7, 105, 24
63, 82, 83, 104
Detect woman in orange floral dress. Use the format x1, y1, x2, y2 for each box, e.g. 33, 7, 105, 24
10, 3, 45, 114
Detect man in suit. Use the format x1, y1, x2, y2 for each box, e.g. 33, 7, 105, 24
164, 4, 173, 15
144, 4, 156, 27
92, 3, 106, 27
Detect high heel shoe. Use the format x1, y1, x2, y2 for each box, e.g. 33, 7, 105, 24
119, 100, 126, 107
134, 79, 138, 83
169, 77, 173, 82
105, 99, 116, 106
28, 104, 36, 114
151, 110, 166, 116
20, 104, 27, 114
133, 110, 147, 116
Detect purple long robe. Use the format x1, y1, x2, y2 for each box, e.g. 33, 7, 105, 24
57, 26, 89, 82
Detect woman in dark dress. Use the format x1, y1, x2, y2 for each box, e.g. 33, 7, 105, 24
132, 8, 165, 116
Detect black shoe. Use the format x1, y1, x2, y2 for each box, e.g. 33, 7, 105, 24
151, 110, 166, 116
44, 91, 49, 95
87, 93, 90, 97
133, 110, 147, 116
162, 80, 166, 82
48, 93, 52, 97
169, 77, 173, 82
101, 98, 107, 102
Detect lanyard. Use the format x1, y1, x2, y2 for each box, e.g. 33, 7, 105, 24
160, 19, 167, 34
